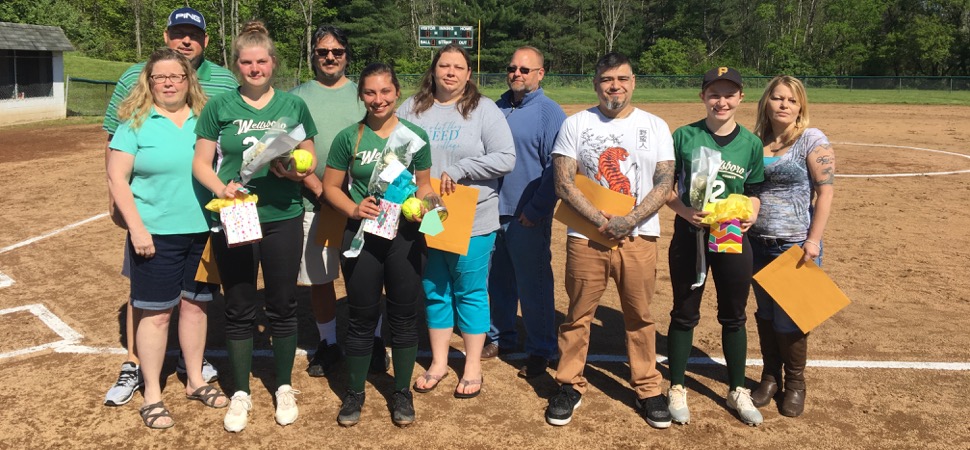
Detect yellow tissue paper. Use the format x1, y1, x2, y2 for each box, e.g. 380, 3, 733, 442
700, 194, 754, 225
205, 193, 259, 213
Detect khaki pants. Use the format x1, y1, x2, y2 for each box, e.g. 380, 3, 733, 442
555, 235, 663, 399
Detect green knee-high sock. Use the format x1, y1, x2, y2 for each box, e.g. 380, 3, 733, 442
227, 338, 254, 394
346, 354, 371, 393
272, 334, 298, 387
391, 346, 418, 391
667, 326, 694, 386
722, 326, 748, 390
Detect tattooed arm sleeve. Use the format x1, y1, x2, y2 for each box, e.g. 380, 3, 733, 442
553, 154, 607, 227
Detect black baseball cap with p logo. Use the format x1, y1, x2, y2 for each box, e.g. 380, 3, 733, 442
167, 7, 206, 31
702, 66, 743, 91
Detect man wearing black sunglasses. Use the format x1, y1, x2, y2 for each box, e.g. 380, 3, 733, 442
290, 25, 384, 379
485, 46, 566, 380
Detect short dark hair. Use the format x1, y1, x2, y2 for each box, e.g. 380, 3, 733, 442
357, 62, 400, 99
312, 24, 351, 63
594, 52, 632, 77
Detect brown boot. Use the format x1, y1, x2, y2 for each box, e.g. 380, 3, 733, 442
751, 319, 782, 407
778, 332, 808, 417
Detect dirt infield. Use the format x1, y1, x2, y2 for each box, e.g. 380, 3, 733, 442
1, 103, 969, 449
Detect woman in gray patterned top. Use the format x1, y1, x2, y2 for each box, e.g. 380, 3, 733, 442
749, 75, 836, 418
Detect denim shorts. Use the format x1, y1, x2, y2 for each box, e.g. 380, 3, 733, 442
129, 232, 217, 311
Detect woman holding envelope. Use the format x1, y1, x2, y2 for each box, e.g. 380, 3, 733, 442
749, 75, 835, 417
107, 47, 226, 429
664, 67, 765, 426
192, 21, 317, 432
322, 63, 434, 427
399, 44, 515, 399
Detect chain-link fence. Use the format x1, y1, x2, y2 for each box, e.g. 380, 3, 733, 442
0, 82, 55, 101
67, 75, 970, 117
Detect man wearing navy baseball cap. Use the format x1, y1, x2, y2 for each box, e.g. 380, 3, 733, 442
101, 5, 237, 409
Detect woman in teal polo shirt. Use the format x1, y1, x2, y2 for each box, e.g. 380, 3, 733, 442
192, 21, 317, 433
107, 47, 228, 429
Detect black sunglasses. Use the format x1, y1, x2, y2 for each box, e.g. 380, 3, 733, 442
506, 66, 540, 74
314, 48, 346, 58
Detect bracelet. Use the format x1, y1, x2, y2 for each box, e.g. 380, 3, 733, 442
803, 239, 821, 249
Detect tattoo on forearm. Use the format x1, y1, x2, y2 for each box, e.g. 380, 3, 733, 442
628, 161, 675, 224
554, 155, 606, 226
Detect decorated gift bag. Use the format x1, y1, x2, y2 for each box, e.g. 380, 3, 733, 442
702, 193, 753, 253
361, 198, 402, 240
219, 199, 263, 247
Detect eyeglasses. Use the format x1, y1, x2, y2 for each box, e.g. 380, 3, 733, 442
506, 66, 541, 75
314, 48, 346, 58
150, 74, 188, 83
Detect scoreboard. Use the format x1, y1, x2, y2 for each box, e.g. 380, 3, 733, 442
418, 25, 474, 48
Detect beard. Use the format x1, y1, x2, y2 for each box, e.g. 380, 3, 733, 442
606, 95, 624, 110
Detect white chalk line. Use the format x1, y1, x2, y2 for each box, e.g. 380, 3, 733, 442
833, 142, 970, 178
0, 212, 108, 289
0, 212, 108, 255
0, 304, 83, 359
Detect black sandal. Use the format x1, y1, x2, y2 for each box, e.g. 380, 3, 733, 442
186, 385, 229, 408
139, 401, 174, 429
454, 376, 483, 399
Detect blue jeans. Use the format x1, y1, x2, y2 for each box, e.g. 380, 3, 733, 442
750, 236, 823, 334
486, 216, 557, 359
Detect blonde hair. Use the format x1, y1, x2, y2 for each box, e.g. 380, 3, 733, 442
117, 47, 207, 130
754, 75, 811, 146
231, 20, 278, 82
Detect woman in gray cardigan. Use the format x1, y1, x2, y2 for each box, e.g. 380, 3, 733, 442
399, 43, 515, 399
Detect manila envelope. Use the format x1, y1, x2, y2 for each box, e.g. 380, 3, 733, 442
314, 202, 348, 248
752, 245, 851, 333
424, 178, 478, 256
553, 174, 636, 249
194, 236, 221, 284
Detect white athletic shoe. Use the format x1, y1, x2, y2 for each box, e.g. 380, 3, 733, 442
727, 387, 763, 426
275, 385, 300, 426
224, 391, 252, 432
175, 355, 219, 383
104, 361, 143, 406
668, 384, 690, 425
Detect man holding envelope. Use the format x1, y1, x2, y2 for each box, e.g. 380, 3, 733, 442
546, 52, 675, 429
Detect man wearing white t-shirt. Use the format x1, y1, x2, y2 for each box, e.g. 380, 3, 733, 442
545, 52, 675, 429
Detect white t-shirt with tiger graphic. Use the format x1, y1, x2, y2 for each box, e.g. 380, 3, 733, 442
552, 106, 675, 238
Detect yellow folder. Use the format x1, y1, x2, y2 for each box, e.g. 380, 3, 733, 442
752, 245, 851, 333
314, 202, 348, 248
424, 178, 478, 256
194, 236, 221, 284
553, 174, 636, 249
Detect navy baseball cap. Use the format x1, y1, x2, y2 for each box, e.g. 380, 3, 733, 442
167, 7, 206, 31
702, 66, 743, 90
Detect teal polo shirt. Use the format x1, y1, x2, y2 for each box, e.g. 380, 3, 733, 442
109, 109, 211, 235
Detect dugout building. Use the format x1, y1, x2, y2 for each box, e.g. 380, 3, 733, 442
0, 22, 74, 125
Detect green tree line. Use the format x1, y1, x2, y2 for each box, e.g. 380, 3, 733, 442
3, 0, 969, 77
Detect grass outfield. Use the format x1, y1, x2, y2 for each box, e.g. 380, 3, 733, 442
64, 54, 970, 115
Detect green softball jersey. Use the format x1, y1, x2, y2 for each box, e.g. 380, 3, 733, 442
109, 110, 210, 235
103, 60, 237, 135
289, 80, 367, 210
672, 119, 765, 205
195, 89, 319, 223
327, 119, 432, 205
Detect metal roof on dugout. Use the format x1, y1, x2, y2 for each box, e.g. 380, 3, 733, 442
0, 22, 74, 52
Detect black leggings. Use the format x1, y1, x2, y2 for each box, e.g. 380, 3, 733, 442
340, 219, 425, 357
214, 214, 304, 340
668, 216, 752, 330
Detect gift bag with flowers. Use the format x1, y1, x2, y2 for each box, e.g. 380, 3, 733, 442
701, 193, 754, 253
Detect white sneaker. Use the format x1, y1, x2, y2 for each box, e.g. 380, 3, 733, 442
104, 361, 143, 406
224, 391, 252, 432
727, 387, 763, 426
668, 384, 690, 424
275, 385, 300, 426
175, 356, 219, 383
